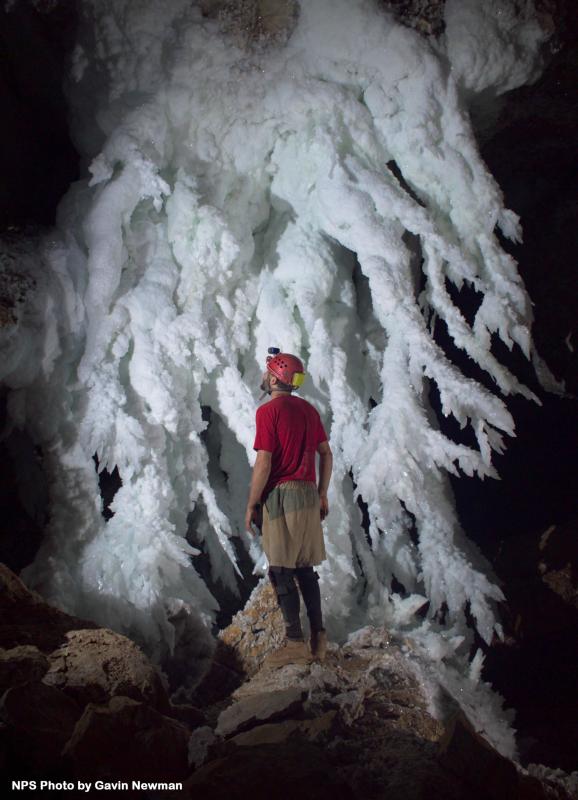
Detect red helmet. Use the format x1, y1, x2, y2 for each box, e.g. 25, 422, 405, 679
266, 351, 305, 389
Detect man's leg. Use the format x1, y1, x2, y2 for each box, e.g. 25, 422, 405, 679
268, 566, 304, 640
295, 566, 324, 633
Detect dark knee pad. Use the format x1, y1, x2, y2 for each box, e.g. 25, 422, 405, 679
294, 567, 323, 632
295, 566, 319, 589
268, 566, 298, 598
268, 567, 302, 640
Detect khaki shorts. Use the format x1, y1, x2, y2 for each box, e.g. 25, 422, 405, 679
262, 481, 326, 568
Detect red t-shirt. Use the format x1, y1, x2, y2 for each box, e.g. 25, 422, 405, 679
253, 395, 328, 502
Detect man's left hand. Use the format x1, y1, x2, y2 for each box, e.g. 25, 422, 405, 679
245, 504, 262, 536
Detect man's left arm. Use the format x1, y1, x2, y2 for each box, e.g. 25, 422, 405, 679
245, 450, 272, 534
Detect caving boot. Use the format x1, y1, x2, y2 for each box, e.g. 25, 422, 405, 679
310, 629, 328, 661
263, 638, 312, 669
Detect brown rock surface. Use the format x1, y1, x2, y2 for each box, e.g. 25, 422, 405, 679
188, 725, 219, 769
217, 578, 289, 675
493, 520, 578, 643
43, 628, 170, 712
185, 739, 354, 800
0, 564, 172, 714
63, 695, 190, 783
482, 519, 578, 772
167, 701, 207, 730
193, 585, 577, 800
439, 709, 574, 800
229, 711, 337, 747
188, 641, 245, 711
1, 680, 82, 771
537, 522, 577, 611
200, 0, 449, 50
0, 645, 49, 693
191, 623, 453, 799
201, 0, 300, 47
216, 687, 308, 737
379, 0, 446, 37
0, 562, 99, 653
187, 578, 281, 715
0, 563, 193, 782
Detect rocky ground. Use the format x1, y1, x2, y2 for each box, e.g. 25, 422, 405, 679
1, 564, 576, 800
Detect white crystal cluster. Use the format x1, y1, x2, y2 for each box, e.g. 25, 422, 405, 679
0, 0, 552, 751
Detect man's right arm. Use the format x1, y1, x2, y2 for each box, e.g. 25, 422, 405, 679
317, 440, 333, 520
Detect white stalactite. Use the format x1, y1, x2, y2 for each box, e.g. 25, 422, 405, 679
0, 0, 555, 756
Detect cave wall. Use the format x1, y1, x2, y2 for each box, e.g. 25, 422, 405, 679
0, 0, 576, 770
0, 0, 79, 228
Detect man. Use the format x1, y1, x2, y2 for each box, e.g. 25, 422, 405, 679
245, 349, 333, 668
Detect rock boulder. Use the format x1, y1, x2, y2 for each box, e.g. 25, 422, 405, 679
63, 695, 190, 783
43, 628, 170, 713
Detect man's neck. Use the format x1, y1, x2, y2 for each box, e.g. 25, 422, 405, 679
270, 390, 292, 400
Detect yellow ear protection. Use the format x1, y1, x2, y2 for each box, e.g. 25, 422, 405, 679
266, 347, 306, 390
